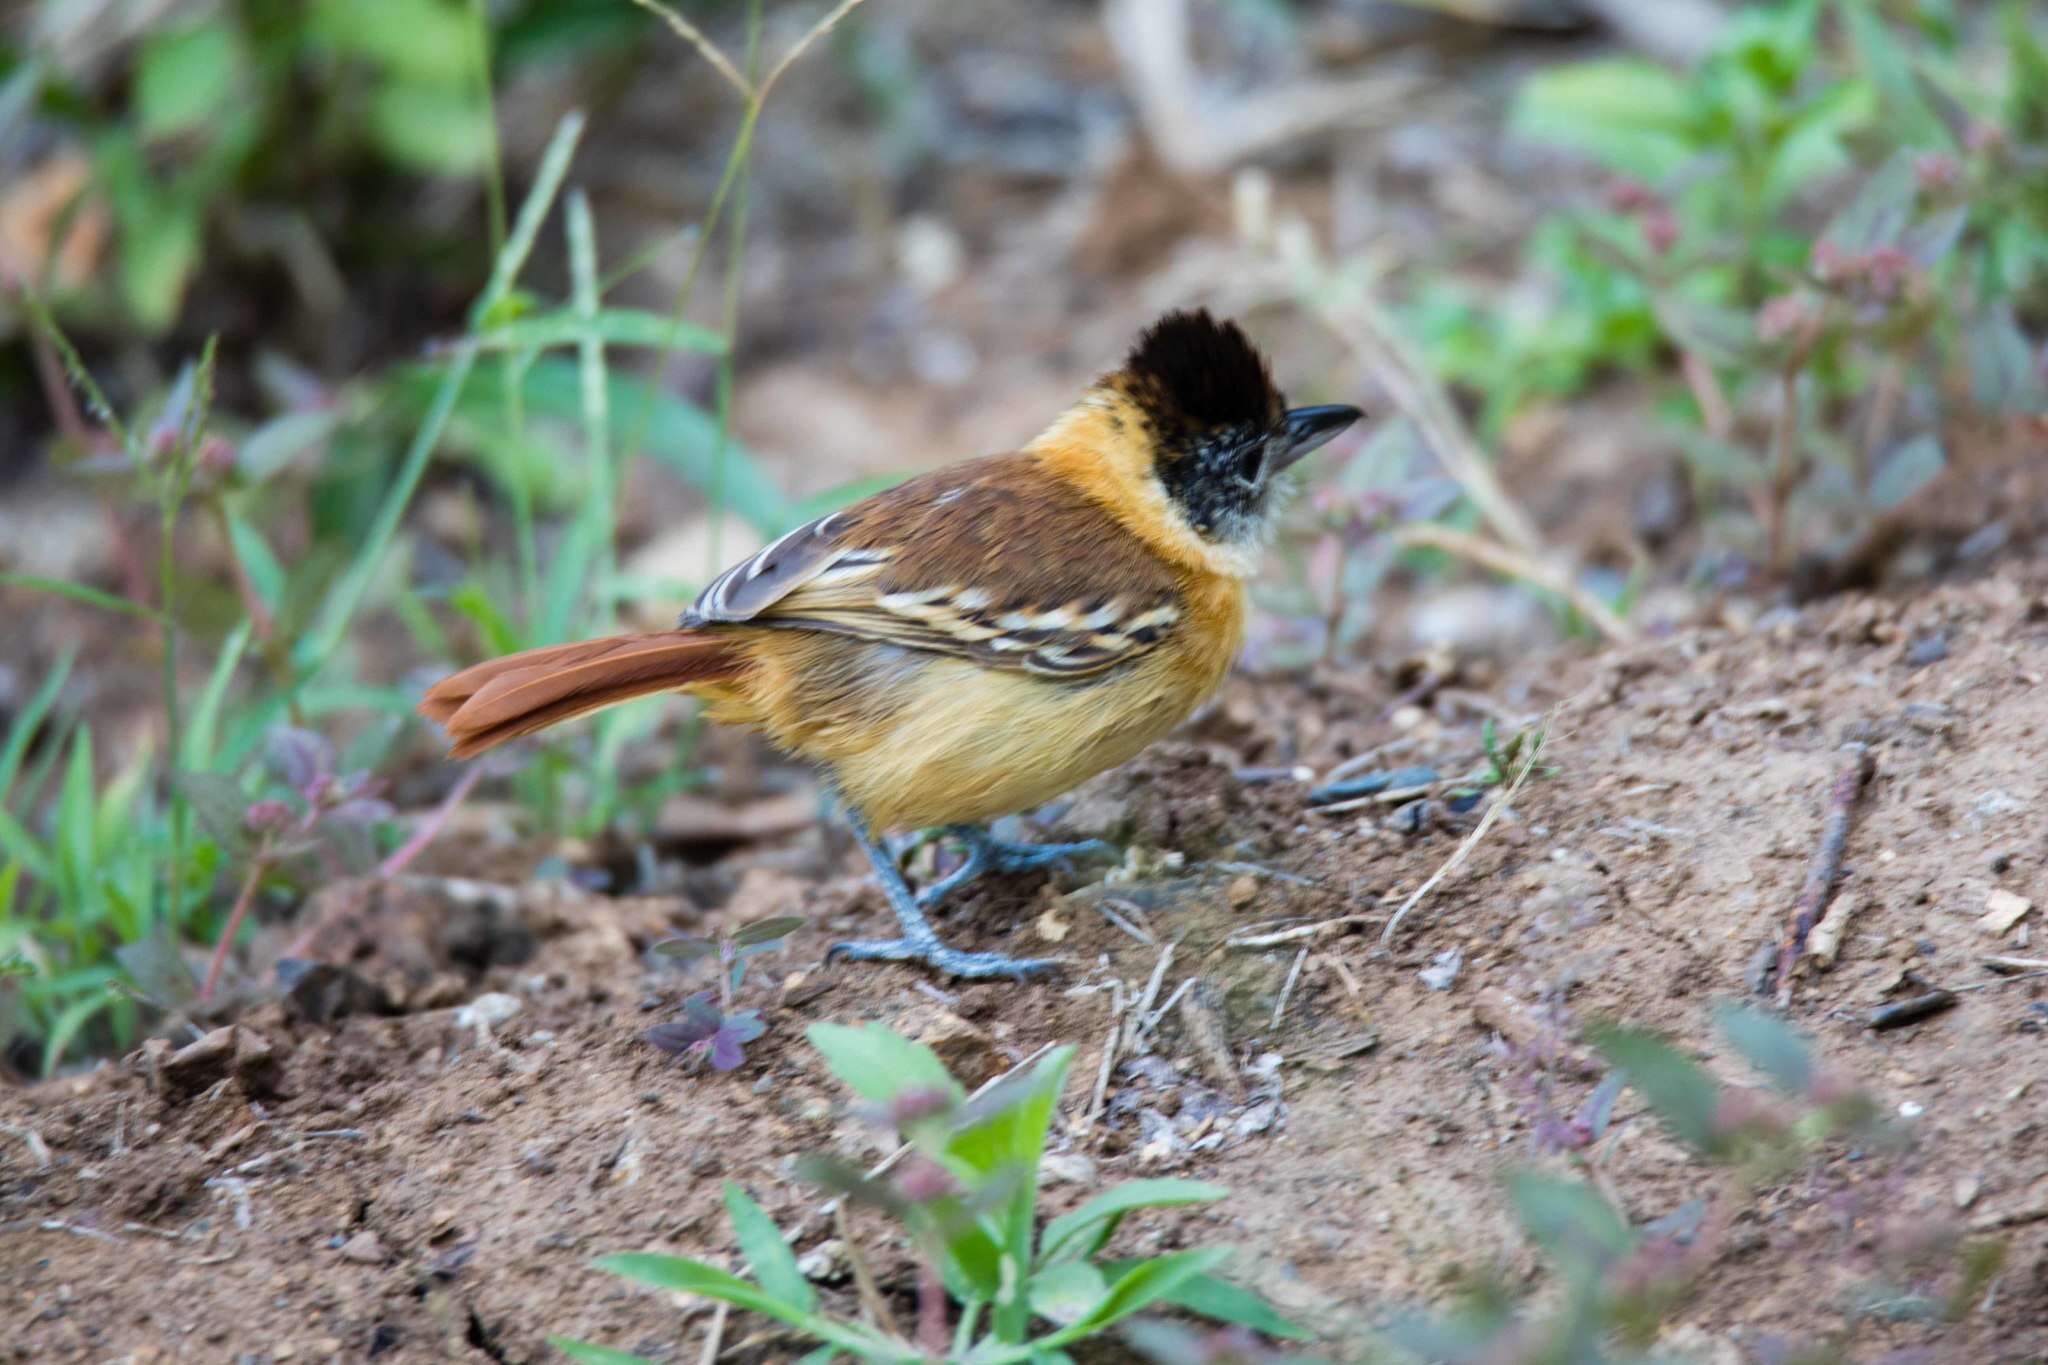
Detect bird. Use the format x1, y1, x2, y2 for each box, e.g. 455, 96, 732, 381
419, 309, 1361, 980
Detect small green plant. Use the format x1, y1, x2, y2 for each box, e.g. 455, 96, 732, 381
1403, 0, 2048, 579
643, 915, 804, 1071
556, 1023, 1304, 1362
1391, 1005, 2004, 1363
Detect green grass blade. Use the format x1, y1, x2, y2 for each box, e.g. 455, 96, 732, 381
474, 110, 587, 328
723, 1180, 817, 1314
1037, 1180, 1229, 1267
567, 186, 615, 633
513, 358, 787, 534
470, 307, 724, 355
593, 1254, 896, 1359
0, 807, 54, 883
0, 574, 167, 625
224, 511, 288, 618
183, 620, 253, 772
40, 983, 114, 1076
989, 1248, 1236, 1361
0, 652, 73, 808
296, 110, 586, 680
1095, 1262, 1312, 1339
548, 1343, 660, 1365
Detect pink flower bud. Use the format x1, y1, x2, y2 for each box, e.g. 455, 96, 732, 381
1914, 153, 1960, 193
1810, 240, 1848, 283
1641, 209, 1680, 256
1606, 179, 1655, 213
244, 799, 292, 832
1757, 294, 1814, 345
894, 1157, 957, 1205
197, 436, 236, 478
1965, 121, 2006, 157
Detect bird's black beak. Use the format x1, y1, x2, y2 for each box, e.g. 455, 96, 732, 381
1274, 404, 1364, 471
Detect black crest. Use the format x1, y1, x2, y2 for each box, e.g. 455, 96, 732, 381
1122, 309, 1279, 429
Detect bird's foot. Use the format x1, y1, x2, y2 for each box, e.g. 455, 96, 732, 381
913, 827, 1116, 910
826, 935, 1063, 982
977, 833, 1117, 876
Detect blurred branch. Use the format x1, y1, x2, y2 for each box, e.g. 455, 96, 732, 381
1394, 523, 1635, 645
629, 0, 870, 105
1103, 0, 1417, 176
626, 0, 752, 99
1287, 250, 1547, 560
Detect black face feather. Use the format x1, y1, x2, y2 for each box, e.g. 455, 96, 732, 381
1112, 309, 1364, 547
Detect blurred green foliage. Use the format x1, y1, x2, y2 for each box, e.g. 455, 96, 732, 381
0, 0, 656, 333
1412, 0, 2048, 571
1388, 1006, 2001, 1364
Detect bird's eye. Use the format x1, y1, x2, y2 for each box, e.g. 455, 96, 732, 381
1237, 446, 1265, 485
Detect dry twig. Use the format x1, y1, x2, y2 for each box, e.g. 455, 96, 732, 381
1774, 746, 1877, 1008
1379, 723, 1549, 948
1394, 524, 1635, 646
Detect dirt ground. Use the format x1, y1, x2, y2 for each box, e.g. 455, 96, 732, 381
6, 521, 2048, 1361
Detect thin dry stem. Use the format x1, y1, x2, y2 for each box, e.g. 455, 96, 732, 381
1394, 523, 1635, 644
758, 0, 871, 101
201, 843, 271, 1002
1379, 713, 1551, 948
625, 0, 751, 98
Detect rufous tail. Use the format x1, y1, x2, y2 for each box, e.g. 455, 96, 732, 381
419, 631, 744, 759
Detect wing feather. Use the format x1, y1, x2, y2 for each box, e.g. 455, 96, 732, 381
679, 456, 1185, 678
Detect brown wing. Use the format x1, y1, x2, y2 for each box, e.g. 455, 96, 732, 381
683, 455, 1185, 678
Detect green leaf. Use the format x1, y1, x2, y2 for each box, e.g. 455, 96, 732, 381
1588, 1021, 1726, 1154
0, 575, 166, 626
225, 513, 287, 621
0, 651, 72, 808
1028, 1260, 1108, 1325
1019, 1248, 1235, 1358
135, 23, 240, 139
471, 307, 725, 356
547, 1341, 661, 1365
1820, 149, 1921, 257
1510, 59, 1698, 180
1038, 1180, 1229, 1267
732, 916, 807, 948
119, 202, 203, 333
1868, 434, 1945, 511
184, 620, 253, 772
0, 807, 53, 883
115, 931, 199, 1009
1675, 429, 1768, 490
1504, 1171, 1635, 1283
1715, 1004, 1816, 1097
175, 773, 251, 854
2006, 1, 2048, 141
1968, 305, 2048, 414
1097, 1264, 1312, 1340
309, 0, 475, 82
1838, 0, 1953, 148
41, 985, 113, 1075
592, 1255, 889, 1358
723, 1181, 817, 1315
806, 1022, 963, 1106
369, 83, 493, 173
240, 409, 343, 482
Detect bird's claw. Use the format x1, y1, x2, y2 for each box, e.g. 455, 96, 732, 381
977, 835, 1116, 876
826, 937, 1064, 982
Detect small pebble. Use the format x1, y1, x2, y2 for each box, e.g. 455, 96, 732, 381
336, 1231, 387, 1264
456, 992, 523, 1029
1904, 632, 1949, 667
